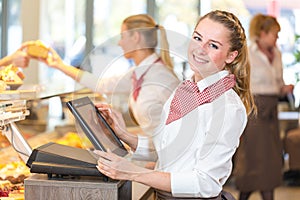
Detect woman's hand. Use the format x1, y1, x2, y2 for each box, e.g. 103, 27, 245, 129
43, 47, 65, 69
3, 42, 32, 68
282, 84, 294, 94
95, 103, 138, 150
95, 150, 171, 192
20, 41, 65, 70
10, 50, 30, 68
95, 104, 127, 138
95, 150, 150, 180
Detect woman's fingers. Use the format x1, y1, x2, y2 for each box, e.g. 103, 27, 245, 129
96, 162, 112, 177
94, 150, 114, 161
95, 103, 114, 125
96, 104, 112, 115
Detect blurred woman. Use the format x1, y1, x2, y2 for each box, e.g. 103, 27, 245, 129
40, 14, 180, 135
233, 13, 293, 200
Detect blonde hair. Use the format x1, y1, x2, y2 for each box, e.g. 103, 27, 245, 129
122, 14, 174, 72
249, 13, 281, 42
197, 10, 256, 116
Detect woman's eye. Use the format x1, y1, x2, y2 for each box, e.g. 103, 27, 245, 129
193, 36, 201, 41
210, 43, 219, 49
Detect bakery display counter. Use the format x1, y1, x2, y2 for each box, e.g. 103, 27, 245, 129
0, 85, 153, 199
0, 129, 62, 199
0, 86, 98, 199
0, 122, 101, 199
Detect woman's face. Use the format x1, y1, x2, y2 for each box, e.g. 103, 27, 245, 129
259, 28, 279, 49
188, 18, 237, 79
118, 24, 137, 59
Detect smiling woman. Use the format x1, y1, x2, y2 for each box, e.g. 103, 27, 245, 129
188, 21, 237, 81
94, 10, 255, 199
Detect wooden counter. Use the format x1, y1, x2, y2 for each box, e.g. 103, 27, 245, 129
25, 174, 131, 200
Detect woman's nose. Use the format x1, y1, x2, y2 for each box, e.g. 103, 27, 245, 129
194, 45, 206, 55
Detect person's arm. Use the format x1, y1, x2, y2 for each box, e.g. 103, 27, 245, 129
0, 48, 30, 68
40, 47, 84, 81
0, 54, 15, 66
40, 47, 132, 94
96, 103, 158, 161
54, 63, 84, 82
95, 150, 171, 192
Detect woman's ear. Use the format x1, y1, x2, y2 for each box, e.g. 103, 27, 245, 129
225, 50, 238, 64
132, 31, 141, 43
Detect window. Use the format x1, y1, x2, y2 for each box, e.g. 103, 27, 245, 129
83, 0, 147, 78
0, 0, 3, 56
0, 0, 22, 58
40, 0, 85, 65
39, 0, 86, 87
156, 0, 199, 80
93, 0, 147, 45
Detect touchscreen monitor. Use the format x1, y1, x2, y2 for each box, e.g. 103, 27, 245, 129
66, 96, 128, 157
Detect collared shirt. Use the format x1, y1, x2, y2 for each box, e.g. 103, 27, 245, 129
134, 70, 247, 198
129, 54, 180, 134
248, 42, 284, 95
80, 53, 180, 135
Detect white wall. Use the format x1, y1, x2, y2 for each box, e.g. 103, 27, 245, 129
21, 0, 40, 84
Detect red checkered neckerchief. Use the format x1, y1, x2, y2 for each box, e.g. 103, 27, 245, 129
165, 74, 236, 125
131, 58, 161, 101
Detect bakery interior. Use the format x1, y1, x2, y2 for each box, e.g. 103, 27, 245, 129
1, 0, 300, 199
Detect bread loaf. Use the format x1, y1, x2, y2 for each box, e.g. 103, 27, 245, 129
27, 40, 49, 59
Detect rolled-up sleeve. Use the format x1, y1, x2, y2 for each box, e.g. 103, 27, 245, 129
79, 71, 131, 94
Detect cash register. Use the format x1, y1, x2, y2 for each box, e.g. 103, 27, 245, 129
11, 96, 128, 179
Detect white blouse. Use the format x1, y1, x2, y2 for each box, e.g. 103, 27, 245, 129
79, 53, 180, 135
248, 42, 284, 95
134, 70, 248, 198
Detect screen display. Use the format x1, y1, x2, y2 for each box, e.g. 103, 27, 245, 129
66, 97, 128, 157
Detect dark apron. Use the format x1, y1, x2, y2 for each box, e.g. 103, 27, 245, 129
155, 190, 235, 200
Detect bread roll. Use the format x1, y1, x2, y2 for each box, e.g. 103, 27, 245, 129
27, 40, 49, 59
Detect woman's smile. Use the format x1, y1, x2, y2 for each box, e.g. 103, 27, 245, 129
192, 53, 209, 64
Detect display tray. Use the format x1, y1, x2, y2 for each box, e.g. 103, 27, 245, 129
0, 130, 70, 199
0, 90, 36, 100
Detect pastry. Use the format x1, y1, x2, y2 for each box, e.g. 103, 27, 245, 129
26, 40, 49, 59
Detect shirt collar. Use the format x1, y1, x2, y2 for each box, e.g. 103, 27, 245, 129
248, 41, 273, 63
134, 53, 159, 78
196, 70, 229, 92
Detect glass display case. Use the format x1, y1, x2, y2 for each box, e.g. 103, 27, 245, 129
0, 84, 104, 198
0, 80, 155, 199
